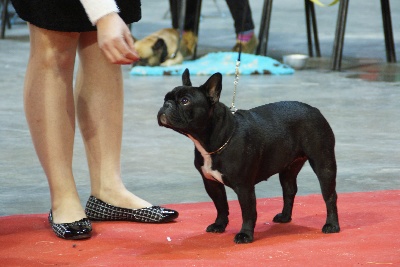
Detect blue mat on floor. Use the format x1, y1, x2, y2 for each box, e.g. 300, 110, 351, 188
130, 52, 294, 76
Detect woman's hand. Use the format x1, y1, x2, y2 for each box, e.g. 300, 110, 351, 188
96, 12, 139, 64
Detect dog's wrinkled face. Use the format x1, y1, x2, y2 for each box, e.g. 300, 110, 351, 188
157, 69, 222, 136
133, 38, 169, 66
133, 28, 198, 67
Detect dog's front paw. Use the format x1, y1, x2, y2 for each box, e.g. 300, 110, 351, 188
322, 223, 340, 233
206, 223, 227, 233
273, 213, 292, 223
234, 233, 253, 244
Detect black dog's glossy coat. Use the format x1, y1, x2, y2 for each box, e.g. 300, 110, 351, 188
157, 69, 340, 243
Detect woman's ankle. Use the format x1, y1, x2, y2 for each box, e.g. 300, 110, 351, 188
51, 195, 86, 223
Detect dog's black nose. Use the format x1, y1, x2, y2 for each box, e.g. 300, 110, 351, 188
132, 58, 148, 67
159, 113, 168, 126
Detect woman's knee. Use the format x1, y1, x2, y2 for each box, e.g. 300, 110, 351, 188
28, 24, 79, 70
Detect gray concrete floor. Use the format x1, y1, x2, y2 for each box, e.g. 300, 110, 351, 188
1, 0, 399, 216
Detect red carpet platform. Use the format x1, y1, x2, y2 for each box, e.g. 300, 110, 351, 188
1, 190, 399, 266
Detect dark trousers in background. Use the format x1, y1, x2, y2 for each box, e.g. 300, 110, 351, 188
169, 0, 254, 34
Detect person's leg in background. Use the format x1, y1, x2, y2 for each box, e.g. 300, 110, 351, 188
169, 0, 199, 57
170, 0, 257, 54
169, 0, 198, 31
225, 0, 258, 53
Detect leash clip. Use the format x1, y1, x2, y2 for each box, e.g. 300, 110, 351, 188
230, 105, 237, 114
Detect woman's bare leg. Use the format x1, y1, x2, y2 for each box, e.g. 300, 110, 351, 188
24, 24, 86, 223
75, 31, 151, 209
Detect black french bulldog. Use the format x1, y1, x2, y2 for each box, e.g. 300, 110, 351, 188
157, 69, 340, 244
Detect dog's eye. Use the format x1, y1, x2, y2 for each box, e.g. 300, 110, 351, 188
180, 97, 190, 105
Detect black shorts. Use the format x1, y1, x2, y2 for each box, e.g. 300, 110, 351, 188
10, 0, 141, 32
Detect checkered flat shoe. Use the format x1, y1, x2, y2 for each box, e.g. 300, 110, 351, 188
85, 196, 179, 223
48, 210, 92, 240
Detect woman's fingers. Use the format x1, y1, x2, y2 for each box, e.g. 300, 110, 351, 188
96, 13, 140, 65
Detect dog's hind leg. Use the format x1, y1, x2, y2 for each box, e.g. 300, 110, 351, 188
273, 156, 307, 223
308, 151, 340, 233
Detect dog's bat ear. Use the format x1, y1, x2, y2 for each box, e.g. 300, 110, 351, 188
152, 38, 166, 51
202, 72, 222, 105
152, 38, 169, 64
182, 68, 192, 86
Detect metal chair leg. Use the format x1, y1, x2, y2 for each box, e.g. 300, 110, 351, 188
258, 0, 320, 57
381, 0, 396, 62
256, 0, 273, 56
331, 0, 349, 71
305, 0, 313, 57
192, 0, 202, 60
1, 0, 10, 39
310, 1, 321, 57
305, 0, 321, 57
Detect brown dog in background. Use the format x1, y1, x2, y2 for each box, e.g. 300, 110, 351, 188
133, 28, 197, 67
